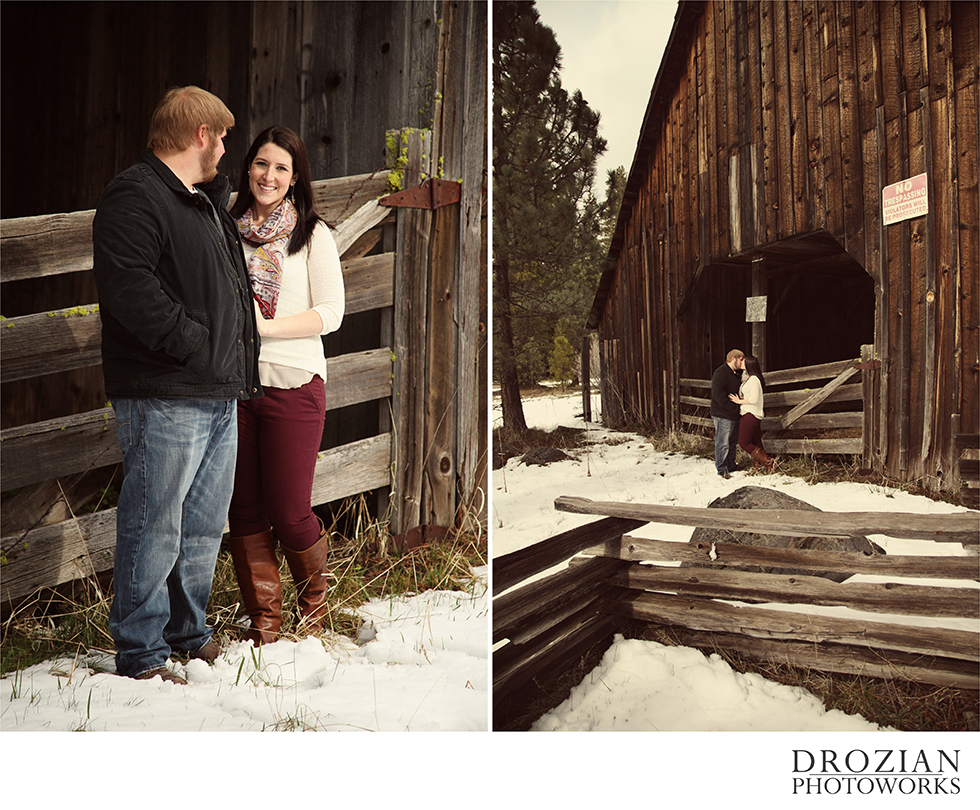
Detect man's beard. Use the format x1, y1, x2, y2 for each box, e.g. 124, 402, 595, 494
199, 139, 220, 182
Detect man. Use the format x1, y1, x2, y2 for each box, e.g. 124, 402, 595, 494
710, 349, 745, 479
93, 86, 262, 684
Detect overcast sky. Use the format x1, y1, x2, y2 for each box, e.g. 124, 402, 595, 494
534, 0, 679, 193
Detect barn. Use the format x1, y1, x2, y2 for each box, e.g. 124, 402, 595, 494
587, 0, 978, 499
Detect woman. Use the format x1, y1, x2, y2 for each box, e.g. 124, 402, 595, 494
227, 126, 345, 644
729, 355, 777, 472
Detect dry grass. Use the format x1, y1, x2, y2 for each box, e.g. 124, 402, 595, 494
1, 494, 487, 676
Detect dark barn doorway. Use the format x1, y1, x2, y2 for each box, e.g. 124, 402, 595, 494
701, 231, 876, 374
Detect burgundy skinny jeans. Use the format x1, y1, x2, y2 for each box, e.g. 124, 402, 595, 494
738, 412, 765, 456
228, 378, 325, 551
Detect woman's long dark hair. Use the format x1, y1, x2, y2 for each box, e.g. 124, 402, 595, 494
230, 125, 323, 255
743, 355, 766, 390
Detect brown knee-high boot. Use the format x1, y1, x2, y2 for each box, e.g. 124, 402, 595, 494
228, 530, 282, 645
281, 522, 330, 635
749, 446, 777, 472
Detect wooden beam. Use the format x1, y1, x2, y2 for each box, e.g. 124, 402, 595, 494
619, 590, 979, 662
554, 495, 979, 542
493, 516, 647, 597
580, 534, 980, 581
779, 363, 860, 428
609, 562, 979, 619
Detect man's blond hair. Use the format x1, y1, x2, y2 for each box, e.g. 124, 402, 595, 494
147, 86, 234, 154
726, 349, 745, 363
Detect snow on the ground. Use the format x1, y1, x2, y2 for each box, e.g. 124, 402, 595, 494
493, 389, 979, 733
0, 574, 488, 732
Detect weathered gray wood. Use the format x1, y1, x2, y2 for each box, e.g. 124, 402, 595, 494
620, 590, 979, 662
442, 0, 488, 528
342, 253, 395, 315
661, 627, 979, 691
389, 128, 432, 535
331, 199, 393, 256
681, 359, 858, 390
0, 210, 96, 282
309, 433, 391, 507
0, 407, 118, 492
0, 252, 394, 384
493, 604, 624, 699
780, 364, 861, 428
764, 383, 864, 408
312, 173, 394, 227
0, 305, 102, 382
1, 349, 393, 492
582, 534, 980, 580
1, 433, 392, 604
0, 176, 393, 285
321, 348, 394, 411
555, 496, 979, 542
764, 437, 864, 454
0, 510, 117, 605
493, 555, 627, 643
493, 516, 647, 597
680, 385, 864, 410
608, 562, 979, 618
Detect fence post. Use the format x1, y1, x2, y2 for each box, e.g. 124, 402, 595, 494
388, 128, 433, 536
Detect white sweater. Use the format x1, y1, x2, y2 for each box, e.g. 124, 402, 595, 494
242, 220, 345, 387
739, 375, 765, 420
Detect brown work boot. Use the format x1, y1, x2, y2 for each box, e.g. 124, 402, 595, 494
190, 638, 222, 664
132, 667, 187, 685
228, 529, 282, 645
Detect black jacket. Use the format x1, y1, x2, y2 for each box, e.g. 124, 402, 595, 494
710, 362, 742, 420
93, 149, 261, 401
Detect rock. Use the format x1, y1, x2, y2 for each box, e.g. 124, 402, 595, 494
520, 446, 573, 466
686, 485, 885, 582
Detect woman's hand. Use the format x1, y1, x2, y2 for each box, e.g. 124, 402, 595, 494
252, 298, 324, 339
729, 393, 743, 404
253, 299, 272, 337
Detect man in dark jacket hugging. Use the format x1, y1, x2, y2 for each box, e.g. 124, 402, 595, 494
93, 86, 262, 684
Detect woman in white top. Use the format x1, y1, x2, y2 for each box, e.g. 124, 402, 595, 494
227, 126, 345, 643
729, 355, 777, 472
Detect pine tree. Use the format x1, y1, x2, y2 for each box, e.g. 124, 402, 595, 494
493, 0, 607, 435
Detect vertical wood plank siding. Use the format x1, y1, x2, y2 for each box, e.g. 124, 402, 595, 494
592, 0, 978, 494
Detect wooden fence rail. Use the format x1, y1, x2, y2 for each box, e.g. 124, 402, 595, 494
1, 170, 400, 606
492, 494, 979, 729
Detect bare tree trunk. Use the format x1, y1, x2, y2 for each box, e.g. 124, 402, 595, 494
494, 256, 528, 434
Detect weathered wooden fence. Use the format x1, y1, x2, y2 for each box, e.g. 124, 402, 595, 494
493, 495, 979, 730
679, 353, 870, 459
1, 125, 485, 607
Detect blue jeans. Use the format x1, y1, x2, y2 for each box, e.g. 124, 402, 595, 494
712, 416, 739, 475
109, 398, 237, 677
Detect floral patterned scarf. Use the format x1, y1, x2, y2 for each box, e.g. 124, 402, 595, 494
237, 198, 297, 319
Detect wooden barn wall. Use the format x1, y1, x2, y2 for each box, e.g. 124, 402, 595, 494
0, 0, 450, 432
596, 0, 978, 493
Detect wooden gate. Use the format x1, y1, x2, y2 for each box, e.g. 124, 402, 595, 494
679, 353, 870, 458
1, 128, 486, 606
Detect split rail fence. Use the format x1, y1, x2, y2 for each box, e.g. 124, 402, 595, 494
1, 157, 418, 607
493, 495, 979, 730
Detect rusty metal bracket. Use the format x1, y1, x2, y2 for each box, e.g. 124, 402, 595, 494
379, 178, 461, 210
